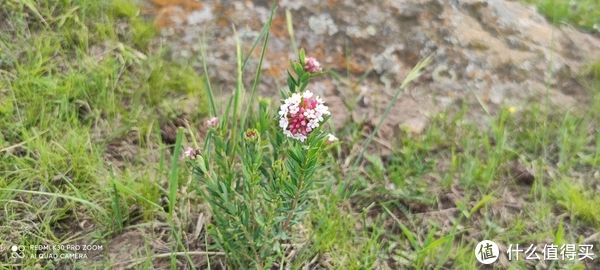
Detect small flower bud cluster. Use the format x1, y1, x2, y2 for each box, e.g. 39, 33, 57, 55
244, 128, 259, 142
205, 117, 219, 128
304, 57, 322, 73
182, 147, 201, 160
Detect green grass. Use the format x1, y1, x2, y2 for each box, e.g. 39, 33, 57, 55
1, 0, 599, 269
1, 0, 206, 268
552, 180, 600, 226
525, 0, 600, 31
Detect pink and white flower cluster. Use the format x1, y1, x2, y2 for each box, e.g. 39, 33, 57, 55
279, 91, 330, 142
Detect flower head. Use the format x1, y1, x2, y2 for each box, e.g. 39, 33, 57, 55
304, 57, 322, 73
205, 117, 219, 128
244, 128, 259, 142
279, 90, 330, 142
182, 146, 200, 160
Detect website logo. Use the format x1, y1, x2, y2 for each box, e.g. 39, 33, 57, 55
475, 240, 499, 264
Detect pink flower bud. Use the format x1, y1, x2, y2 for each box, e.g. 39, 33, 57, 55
304, 57, 322, 73
205, 117, 219, 128
182, 147, 200, 160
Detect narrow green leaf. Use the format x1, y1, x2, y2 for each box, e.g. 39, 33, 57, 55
353, 56, 432, 167
0, 188, 107, 216
199, 35, 217, 116
469, 194, 494, 217
242, 5, 276, 129
168, 128, 185, 216
111, 181, 123, 232
299, 48, 305, 64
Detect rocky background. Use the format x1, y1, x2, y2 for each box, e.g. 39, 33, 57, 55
145, 0, 599, 149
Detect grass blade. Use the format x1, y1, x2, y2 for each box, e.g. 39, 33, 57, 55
111, 181, 123, 232
286, 9, 297, 55
167, 128, 185, 269
0, 188, 106, 216
227, 26, 244, 158
21, 0, 49, 27
112, 179, 163, 210
199, 33, 218, 116
241, 5, 276, 128
352, 56, 432, 167
168, 128, 185, 216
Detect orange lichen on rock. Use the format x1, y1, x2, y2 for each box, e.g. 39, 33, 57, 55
264, 52, 289, 79
151, 0, 203, 29
326, 0, 339, 8
154, 6, 186, 29
270, 15, 288, 39
212, 3, 234, 28
152, 0, 203, 10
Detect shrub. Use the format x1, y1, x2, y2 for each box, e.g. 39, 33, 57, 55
186, 50, 336, 268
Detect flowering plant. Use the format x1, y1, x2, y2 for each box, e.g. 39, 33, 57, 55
185, 48, 335, 268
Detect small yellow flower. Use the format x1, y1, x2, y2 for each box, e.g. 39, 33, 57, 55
508, 106, 517, 114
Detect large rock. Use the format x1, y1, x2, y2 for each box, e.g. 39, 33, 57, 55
149, 0, 600, 142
